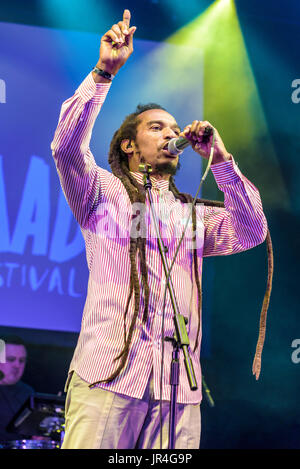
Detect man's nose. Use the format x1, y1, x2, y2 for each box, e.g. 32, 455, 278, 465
163, 127, 178, 139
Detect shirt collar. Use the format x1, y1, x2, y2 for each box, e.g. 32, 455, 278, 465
130, 171, 170, 192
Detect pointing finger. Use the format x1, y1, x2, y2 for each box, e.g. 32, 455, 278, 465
123, 9, 131, 28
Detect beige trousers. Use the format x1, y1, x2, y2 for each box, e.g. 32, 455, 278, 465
61, 372, 201, 449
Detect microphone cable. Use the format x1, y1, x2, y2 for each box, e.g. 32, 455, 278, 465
158, 128, 216, 449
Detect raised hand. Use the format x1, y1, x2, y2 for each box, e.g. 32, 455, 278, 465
95, 9, 136, 79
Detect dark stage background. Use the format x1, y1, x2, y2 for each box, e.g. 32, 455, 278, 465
0, 0, 299, 449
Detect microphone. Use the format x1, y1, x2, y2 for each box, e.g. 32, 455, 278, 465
168, 137, 190, 155
168, 126, 213, 155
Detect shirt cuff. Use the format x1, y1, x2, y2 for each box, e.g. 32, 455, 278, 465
210, 155, 241, 185
76, 72, 112, 104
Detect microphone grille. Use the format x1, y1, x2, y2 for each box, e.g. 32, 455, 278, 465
168, 138, 183, 155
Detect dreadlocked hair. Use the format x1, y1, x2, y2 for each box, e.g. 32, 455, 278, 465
166, 184, 273, 380
101, 103, 167, 383
99, 104, 273, 384
169, 189, 273, 381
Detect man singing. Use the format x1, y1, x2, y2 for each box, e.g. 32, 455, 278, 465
51, 10, 267, 449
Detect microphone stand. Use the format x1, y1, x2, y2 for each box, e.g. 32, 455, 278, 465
139, 164, 198, 449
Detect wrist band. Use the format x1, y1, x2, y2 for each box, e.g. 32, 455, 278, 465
92, 67, 115, 81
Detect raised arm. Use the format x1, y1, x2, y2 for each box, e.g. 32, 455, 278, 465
92, 9, 136, 84
51, 10, 136, 227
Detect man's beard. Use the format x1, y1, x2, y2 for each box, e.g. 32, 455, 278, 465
152, 160, 181, 176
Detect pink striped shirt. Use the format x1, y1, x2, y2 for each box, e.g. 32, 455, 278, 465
51, 72, 267, 404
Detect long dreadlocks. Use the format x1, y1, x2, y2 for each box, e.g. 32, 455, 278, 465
101, 104, 273, 383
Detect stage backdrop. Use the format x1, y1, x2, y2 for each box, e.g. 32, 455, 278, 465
0, 22, 213, 337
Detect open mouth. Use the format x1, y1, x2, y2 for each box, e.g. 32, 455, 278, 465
161, 143, 176, 157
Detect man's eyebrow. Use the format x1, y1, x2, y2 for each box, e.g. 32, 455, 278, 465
146, 120, 181, 131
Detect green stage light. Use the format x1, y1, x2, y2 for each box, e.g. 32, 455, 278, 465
165, 0, 288, 207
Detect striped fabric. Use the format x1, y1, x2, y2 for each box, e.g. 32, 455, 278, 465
51, 73, 268, 404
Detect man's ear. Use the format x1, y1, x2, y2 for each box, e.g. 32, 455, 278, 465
121, 139, 134, 154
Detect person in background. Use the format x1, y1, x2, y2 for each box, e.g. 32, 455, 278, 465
0, 336, 34, 442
